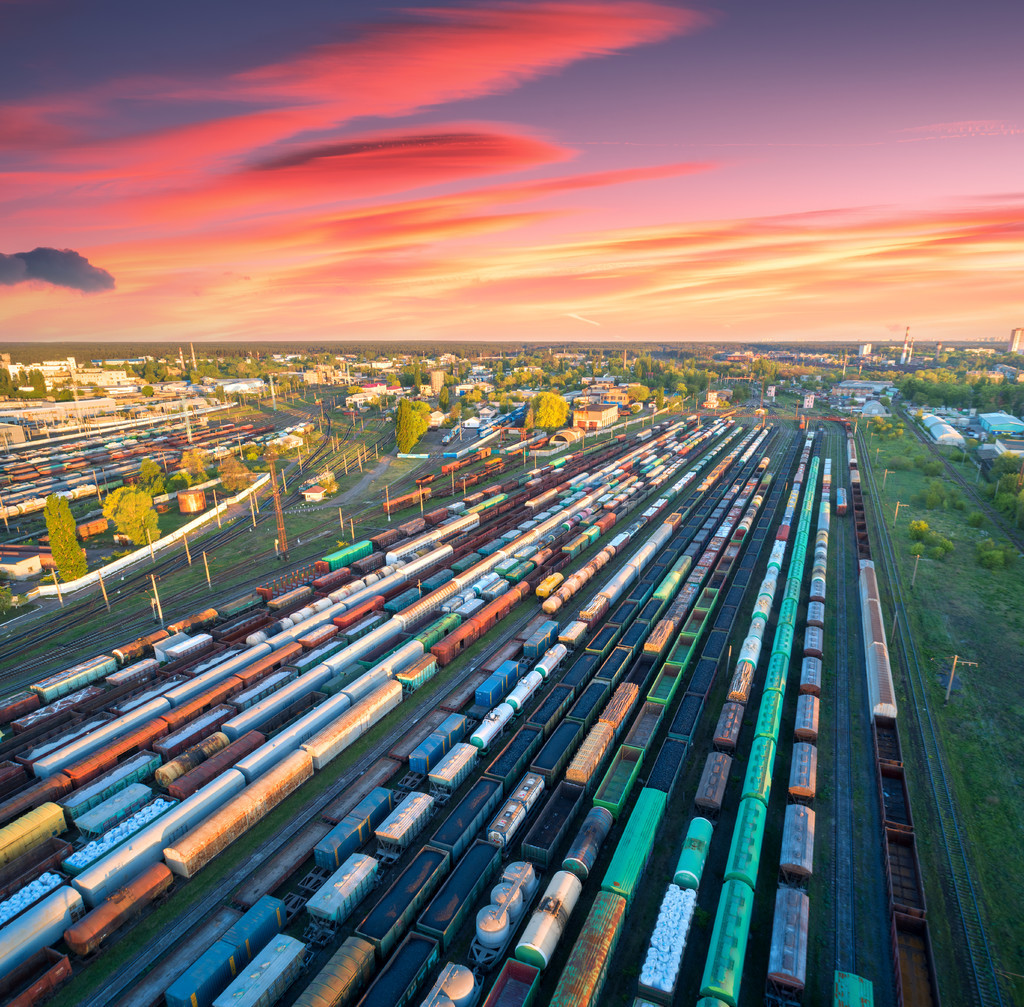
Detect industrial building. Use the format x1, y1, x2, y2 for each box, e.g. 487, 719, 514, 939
978, 412, 1024, 437
572, 404, 619, 430
921, 414, 966, 448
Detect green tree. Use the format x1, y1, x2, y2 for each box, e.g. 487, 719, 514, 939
141, 385, 155, 397
439, 385, 450, 411
219, 454, 253, 492
103, 487, 159, 546
44, 494, 87, 581
137, 457, 165, 496
0, 584, 14, 618
530, 392, 569, 430
395, 398, 429, 452
181, 448, 209, 480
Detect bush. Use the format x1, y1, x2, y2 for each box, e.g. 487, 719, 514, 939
967, 511, 986, 529
975, 538, 1016, 569
908, 519, 930, 541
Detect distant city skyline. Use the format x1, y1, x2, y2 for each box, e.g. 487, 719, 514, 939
2, 0, 1024, 344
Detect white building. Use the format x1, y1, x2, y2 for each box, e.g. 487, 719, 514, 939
921, 414, 965, 448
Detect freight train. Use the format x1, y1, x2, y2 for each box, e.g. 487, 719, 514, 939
1, 417, 889, 1007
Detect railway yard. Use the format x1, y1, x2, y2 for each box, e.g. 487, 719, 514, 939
0, 404, 1015, 1007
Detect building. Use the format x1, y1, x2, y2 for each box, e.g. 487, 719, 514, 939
429, 370, 446, 395
301, 485, 327, 502
859, 343, 873, 357
572, 404, 618, 430
861, 401, 889, 417
921, 414, 965, 448
596, 387, 630, 406
995, 437, 1024, 457
978, 412, 1024, 437
1009, 328, 1024, 354
701, 390, 720, 408
428, 410, 445, 429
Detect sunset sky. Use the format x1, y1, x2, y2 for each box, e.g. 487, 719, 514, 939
2, 0, 1023, 344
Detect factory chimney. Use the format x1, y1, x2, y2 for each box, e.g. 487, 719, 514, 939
900, 327, 910, 366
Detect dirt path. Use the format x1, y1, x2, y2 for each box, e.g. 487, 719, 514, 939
335, 455, 394, 505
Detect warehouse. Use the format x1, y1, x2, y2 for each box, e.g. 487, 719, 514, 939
978, 411, 1024, 437
572, 404, 618, 430
920, 414, 965, 448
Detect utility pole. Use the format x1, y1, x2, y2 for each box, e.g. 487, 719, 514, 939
202, 550, 211, 589
269, 459, 287, 559
893, 500, 902, 527
911, 552, 921, 588
213, 488, 221, 528
98, 571, 110, 611
249, 493, 257, 528
150, 574, 164, 624
944, 655, 978, 703
385, 484, 391, 522
883, 468, 892, 491
184, 534, 192, 566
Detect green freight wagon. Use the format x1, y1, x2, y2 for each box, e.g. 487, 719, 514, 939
322, 541, 373, 572
593, 745, 645, 819
700, 879, 754, 1007
600, 787, 667, 907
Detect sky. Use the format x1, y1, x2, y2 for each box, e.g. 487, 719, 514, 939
2, 0, 1023, 345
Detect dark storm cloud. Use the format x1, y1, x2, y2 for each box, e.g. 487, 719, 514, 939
0, 247, 115, 292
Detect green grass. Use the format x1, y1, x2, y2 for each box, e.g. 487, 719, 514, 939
862, 431, 1024, 1005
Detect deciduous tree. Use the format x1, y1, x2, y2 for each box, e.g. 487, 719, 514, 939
44, 495, 87, 581
530, 392, 569, 430
103, 487, 159, 546
219, 454, 253, 492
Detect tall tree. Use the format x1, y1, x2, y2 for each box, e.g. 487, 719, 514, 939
395, 398, 428, 452
218, 454, 253, 492
137, 457, 165, 495
44, 494, 87, 581
530, 392, 569, 430
103, 488, 159, 546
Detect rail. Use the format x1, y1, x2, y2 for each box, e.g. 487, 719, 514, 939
830, 425, 857, 973
858, 428, 1004, 1007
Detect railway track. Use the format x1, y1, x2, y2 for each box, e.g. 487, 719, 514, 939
73, 604, 540, 1007
0, 413, 343, 674
858, 430, 1005, 1007
829, 426, 857, 974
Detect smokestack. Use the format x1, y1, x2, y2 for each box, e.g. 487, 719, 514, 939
900, 326, 909, 366
190, 342, 197, 369
907, 331, 915, 364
